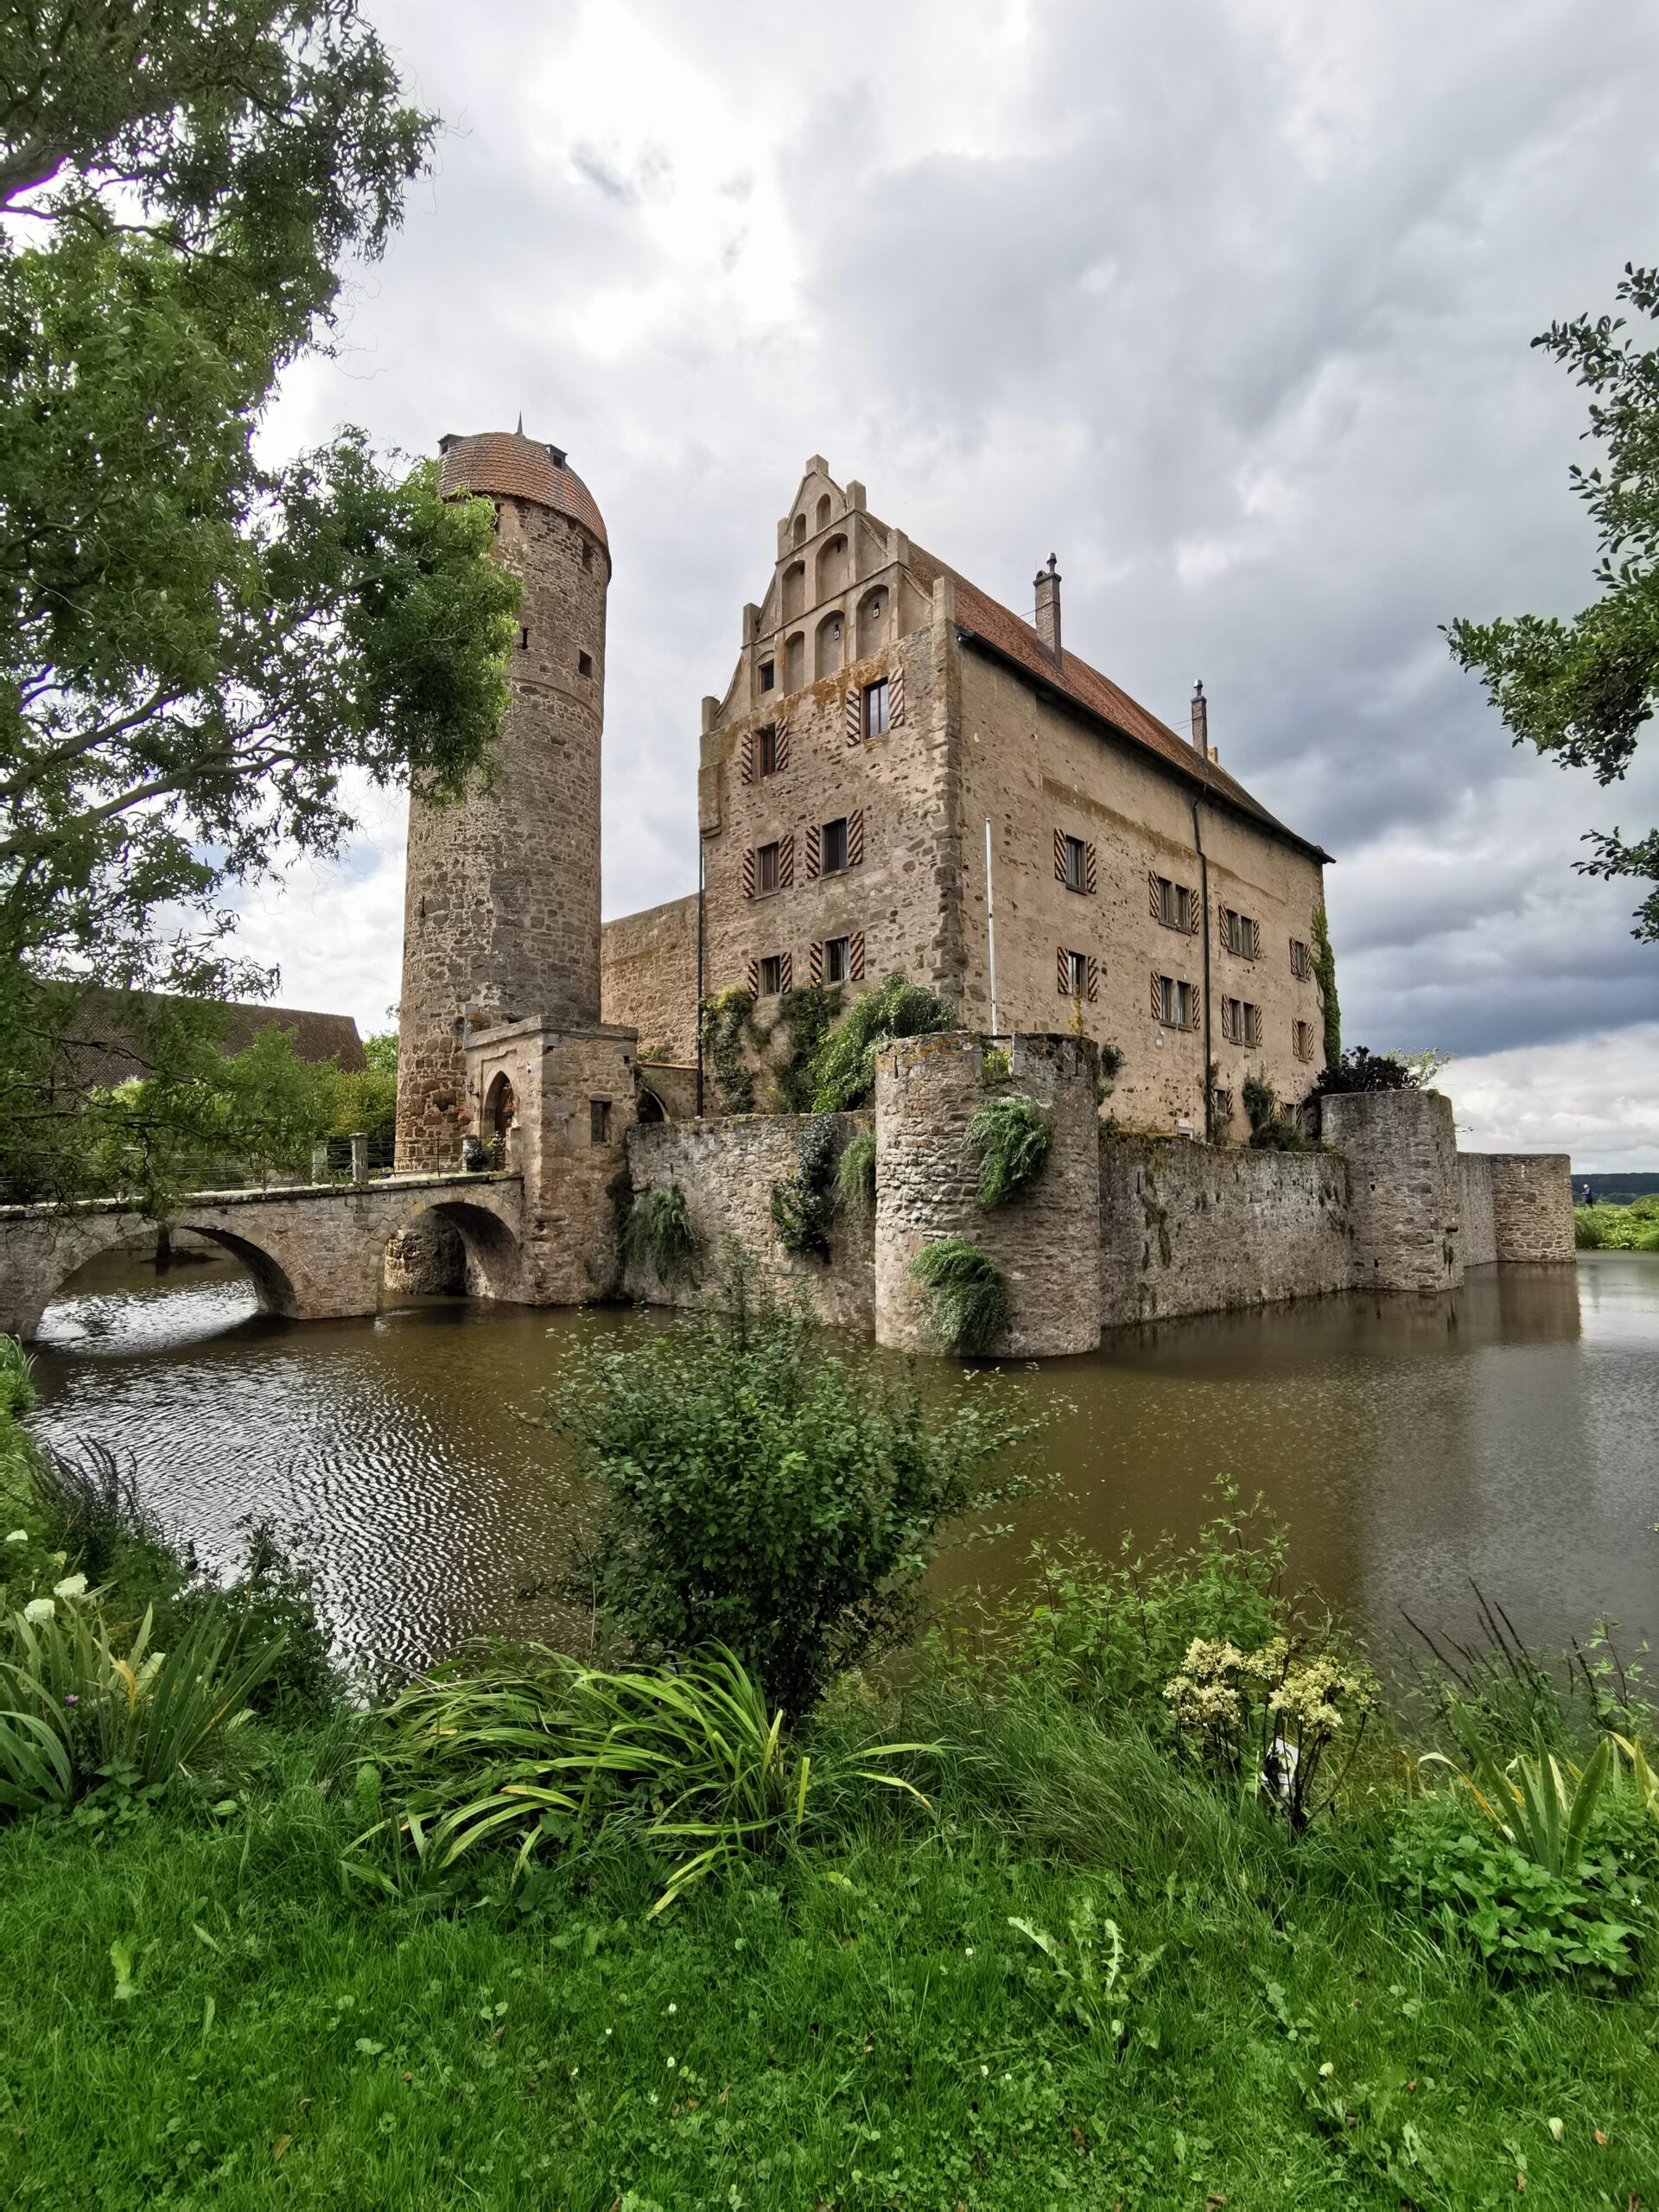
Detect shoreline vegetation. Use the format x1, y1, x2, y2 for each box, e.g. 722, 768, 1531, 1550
2, 1299, 1656, 2209
1575, 1194, 1659, 1251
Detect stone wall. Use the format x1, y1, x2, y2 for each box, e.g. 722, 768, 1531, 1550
1490, 1153, 1575, 1263
601, 893, 700, 1061
623, 1113, 874, 1329
874, 1031, 1100, 1356
1100, 1135, 1354, 1328
1321, 1089, 1464, 1294
1461, 1152, 1497, 1269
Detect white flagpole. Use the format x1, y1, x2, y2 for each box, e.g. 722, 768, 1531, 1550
985, 817, 998, 1038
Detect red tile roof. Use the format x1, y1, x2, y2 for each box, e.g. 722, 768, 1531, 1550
62, 994, 366, 1090
438, 431, 608, 550
893, 533, 1328, 862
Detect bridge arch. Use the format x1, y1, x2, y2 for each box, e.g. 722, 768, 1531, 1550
383, 1193, 524, 1305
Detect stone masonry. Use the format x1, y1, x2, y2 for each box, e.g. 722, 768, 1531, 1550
601, 893, 700, 1061
1320, 1090, 1464, 1294
1488, 1153, 1576, 1263
874, 1030, 1101, 1357
397, 432, 611, 1171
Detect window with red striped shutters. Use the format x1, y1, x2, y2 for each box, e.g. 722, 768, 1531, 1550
844, 686, 861, 746
741, 732, 755, 785
1087, 956, 1099, 1003
804, 822, 821, 880
888, 658, 905, 726
1058, 945, 1072, 995
778, 831, 794, 888
1054, 829, 1067, 883
742, 848, 756, 899
779, 951, 792, 993
1085, 842, 1097, 894
809, 939, 823, 986
775, 715, 791, 772
847, 808, 864, 866
746, 957, 760, 997
849, 931, 865, 980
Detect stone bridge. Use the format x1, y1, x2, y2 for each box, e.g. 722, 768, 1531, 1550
0, 1174, 524, 1342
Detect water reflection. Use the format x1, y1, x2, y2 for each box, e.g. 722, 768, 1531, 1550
23, 1249, 1659, 1678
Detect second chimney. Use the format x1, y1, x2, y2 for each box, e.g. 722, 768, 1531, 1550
1033, 553, 1061, 664
1191, 678, 1210, 757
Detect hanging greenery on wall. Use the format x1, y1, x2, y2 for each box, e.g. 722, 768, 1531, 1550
910, 1238, 1011, 1355
1312, 906, 1341, 1069
836, 1128, 876, 1217
968, 1093, 1054, 1208
771, 985, 843, 1113
1242, 1074, 1307, 1152
770, 1115, 841, 1259
698, 988, 761, 1116
623, 1184, 706, 1286
810, 975, 956, 1113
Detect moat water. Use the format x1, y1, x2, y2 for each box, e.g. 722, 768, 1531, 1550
20, 1249, 1659, 1681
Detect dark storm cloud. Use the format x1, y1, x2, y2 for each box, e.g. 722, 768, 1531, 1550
259, 0, 1659, 1148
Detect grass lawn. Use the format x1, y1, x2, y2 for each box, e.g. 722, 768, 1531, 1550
1, 1732, 1653, 2211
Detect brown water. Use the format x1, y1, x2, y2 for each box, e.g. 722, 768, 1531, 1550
22, 1249, 1659, 1680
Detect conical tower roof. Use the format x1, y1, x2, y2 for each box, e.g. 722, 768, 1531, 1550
436, 429, 607, 550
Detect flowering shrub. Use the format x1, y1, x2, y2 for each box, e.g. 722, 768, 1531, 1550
1162, 1634, 1378, 1830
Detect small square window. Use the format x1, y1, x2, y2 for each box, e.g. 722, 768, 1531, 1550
1289, 938, 1310, 979
823, 935, 850, 984
1294, 1018, 1315, 1061
861, 678, 890, 738
756, 841, 781, 894
588, 1098, 612, 1144
578, 651, 594, 677
760, 954, 784, 995
1063, 835, 1087, 893
756, 725, 779, 777
760, 660, 775, 692
821, 816, 849, 873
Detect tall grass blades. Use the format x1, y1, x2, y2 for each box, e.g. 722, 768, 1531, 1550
910, 1238, 1012, 1355
623, 1184, 705, 1286
0, 1583, 284, 1809
26, 1439, 163, 1584
968, 1093, 1053, 1208
0, 1337, 35, 1419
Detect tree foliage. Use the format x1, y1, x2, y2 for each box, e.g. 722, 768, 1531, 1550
1447, 264, 1659, 939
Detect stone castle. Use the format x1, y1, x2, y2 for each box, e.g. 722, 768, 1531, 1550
387, 428, 1573, 1352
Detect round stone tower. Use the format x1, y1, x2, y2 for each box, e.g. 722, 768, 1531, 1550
396, 429, 610, 1170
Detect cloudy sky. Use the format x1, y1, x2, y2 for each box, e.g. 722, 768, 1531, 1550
253, 0, 1659, 1168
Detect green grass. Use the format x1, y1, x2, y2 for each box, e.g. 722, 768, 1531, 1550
0, 1718, 1654, 2209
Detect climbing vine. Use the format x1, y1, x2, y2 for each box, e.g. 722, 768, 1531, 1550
771, 985, 842, 1113
836, 1128, 876, 1217
1311, 906, 1340, 1070
698, 988, 761, 1116
770, 1114, 841, 1259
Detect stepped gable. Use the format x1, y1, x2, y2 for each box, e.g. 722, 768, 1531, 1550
437, 429, 608, 550
889, 530, 1326, 861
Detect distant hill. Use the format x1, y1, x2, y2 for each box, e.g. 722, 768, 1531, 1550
1573, 1172, 1659, 1207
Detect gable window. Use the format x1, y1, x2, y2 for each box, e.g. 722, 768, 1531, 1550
760, 659, 775, 692
756, 724, 780, 777
1294, 1018, 1315, 1061
821, 816, 849, 873
1150, 873, 1196, 932
588, 1098, 612, 1145
1154, 974, 1197, 1030
759, 954, 785, 996
1289, 937, 1311, 979
1222, 907, 1260, 960
861, 678, 890, 738
824, 935, 850, 984
756, 840, 782, 894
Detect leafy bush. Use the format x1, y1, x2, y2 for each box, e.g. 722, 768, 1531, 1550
969, 1093, 1054, 1207
1389, 1789, 1652, 1979
538, 1268, 1036, 1716
1241, 1074, 1307, 1152
909, 1238, 1012, 1355
810, 974, 956, 1113
347, 1642, 930, 1912
1575, 1200, 1659, 1251
1311, 1046, 1412, 1096
623, 1184, 705, 1287
769, 1115, 840, 1259
0, 1580, 283, 1814
836, 1128, 876, 1217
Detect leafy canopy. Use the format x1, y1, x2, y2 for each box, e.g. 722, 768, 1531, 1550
1447, 264, 1659, 940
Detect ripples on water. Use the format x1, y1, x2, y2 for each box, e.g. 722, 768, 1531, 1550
24, 1249, 1659, 1680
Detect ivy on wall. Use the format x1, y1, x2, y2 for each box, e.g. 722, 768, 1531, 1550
1312, 906, 1340, 1069
770, 1114, 841, 1259
698, 988, 761, 1116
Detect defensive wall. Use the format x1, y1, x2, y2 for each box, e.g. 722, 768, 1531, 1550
619, 1030, 1575, 1354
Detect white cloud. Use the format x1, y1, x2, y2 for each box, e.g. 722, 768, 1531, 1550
231, 0, 1659, 1155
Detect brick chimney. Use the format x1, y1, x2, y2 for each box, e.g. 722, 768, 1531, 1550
1033, 553, 1061, 664
1191, 678, 1208, 755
